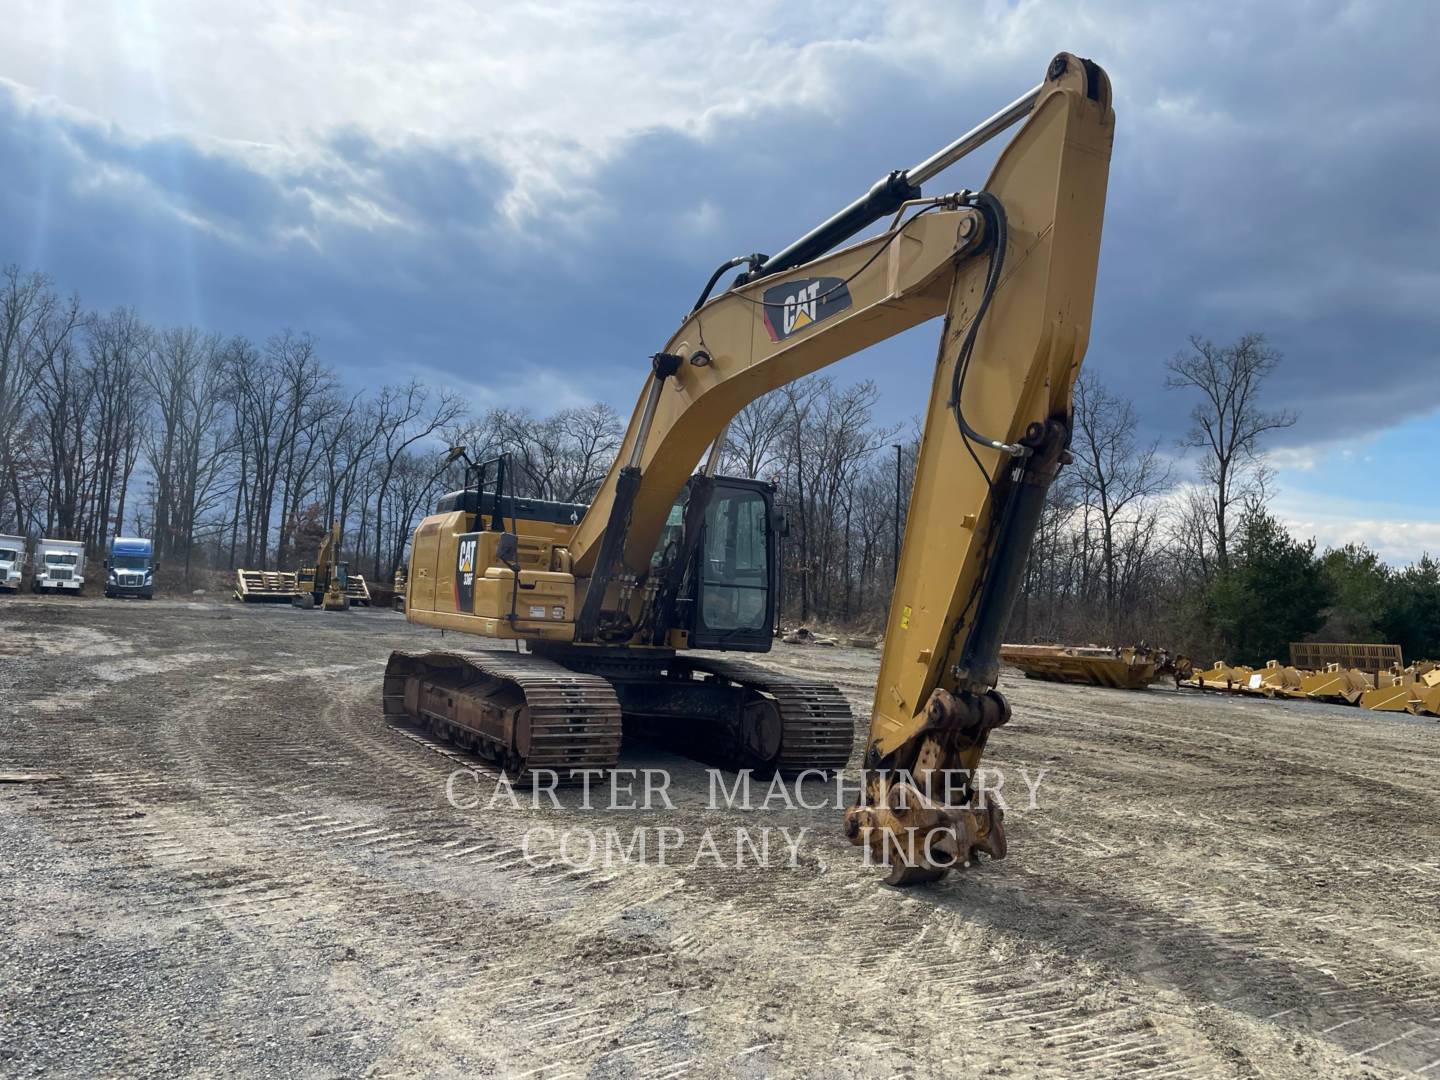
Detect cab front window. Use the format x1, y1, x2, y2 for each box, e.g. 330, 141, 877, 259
698, 488, 769, 633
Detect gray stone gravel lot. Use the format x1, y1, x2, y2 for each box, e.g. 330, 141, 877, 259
2, 596, 1439, 1078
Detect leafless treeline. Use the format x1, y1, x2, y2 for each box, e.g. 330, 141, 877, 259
0, 259, 947, 624
710, 377, 913, 627
1017, 334, 1296, 655
713, 367, 1178, 641
1, 265, 481, 583
3, 263, 1291, 649
444, 403, 626, 507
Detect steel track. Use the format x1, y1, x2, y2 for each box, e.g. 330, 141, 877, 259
384, 649, 623, 781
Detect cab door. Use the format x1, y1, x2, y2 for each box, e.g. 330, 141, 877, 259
687, 479, 776, 652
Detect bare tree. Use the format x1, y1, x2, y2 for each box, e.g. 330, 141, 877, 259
225, 342, 277, 566
1014, 469, 1081, 643
270, 333, 333, 567
0, 267, 65, 529
316, 391, 382, 554
774, 377, 828, 622
1165, 333, 1295, 572
1071, 372, 1171, 638
440, 401, 617, 507
146, 326, 207, 556
144, 326, 230, 578
219, 336, 261, 567
1168, 485, 1218, 584
721, 392, 788, 480
216, 331, 335, 568
30, 298, 88, 538
769, 378, 899, 624
369, 380, 464, 579
83, 309, 149, 549
381, 450, 448, 574
552, 403, 622, 502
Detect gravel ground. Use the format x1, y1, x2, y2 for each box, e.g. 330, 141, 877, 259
2, 596, 1438, 1078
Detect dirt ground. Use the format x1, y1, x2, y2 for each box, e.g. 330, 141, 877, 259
2, 597, 1438, 1079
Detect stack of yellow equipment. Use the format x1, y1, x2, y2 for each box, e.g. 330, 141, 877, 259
1370, 666, 1440, 717
233, 568, 371, 605
1359, 665, 1422, 712
1187, 651, 1438, 719
345, 576, 372, 605
233, 568, 300, 602
997, 637, 1438, 717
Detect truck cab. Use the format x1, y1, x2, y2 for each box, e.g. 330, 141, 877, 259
105, 536, 157, 599
0, 534, 26, 593
32, 539, 86, 595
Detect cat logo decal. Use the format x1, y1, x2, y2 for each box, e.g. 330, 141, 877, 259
761, 276, 851, 342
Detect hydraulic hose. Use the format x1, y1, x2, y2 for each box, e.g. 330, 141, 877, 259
950, 191, 1031, 461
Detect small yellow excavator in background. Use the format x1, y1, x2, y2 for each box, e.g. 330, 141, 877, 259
387, 52, 1115, 883
234, 522, 370, 609
294, 523, 351, 611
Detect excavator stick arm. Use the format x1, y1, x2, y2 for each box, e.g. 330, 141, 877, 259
870, 57, 1114, 757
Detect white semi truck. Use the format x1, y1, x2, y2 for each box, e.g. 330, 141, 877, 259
0, 534, 26, 593
31, 538, 86, 595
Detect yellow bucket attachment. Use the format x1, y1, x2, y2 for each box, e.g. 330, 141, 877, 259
1406, 668, 1440, 716
998, 644, 1161, 690
1245, 660, 1307, 698
1193, 662, 1254, 689
1412, 683, 1440, 717
1300, 664, 1372, 705
1361, 670, 1419, 712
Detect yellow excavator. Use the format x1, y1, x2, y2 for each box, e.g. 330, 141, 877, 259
388, 52, 1114, 883
295, 523, 352, 611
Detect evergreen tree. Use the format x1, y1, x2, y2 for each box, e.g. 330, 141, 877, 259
1318, 543, 1390, 640
1381, 555, 1440, 662
1209, 506, 1330, 663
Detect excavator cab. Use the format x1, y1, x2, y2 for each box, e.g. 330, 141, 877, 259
420, 466, 780, 651
671, 477, 778, 652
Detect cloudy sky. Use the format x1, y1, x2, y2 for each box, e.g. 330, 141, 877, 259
2, 0, 1436, 560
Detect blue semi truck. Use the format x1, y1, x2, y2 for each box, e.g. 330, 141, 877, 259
105, 536, 157, 599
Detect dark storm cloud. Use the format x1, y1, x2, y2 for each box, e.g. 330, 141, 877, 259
0, 90, 536, 380
0, 1, 1436, 444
